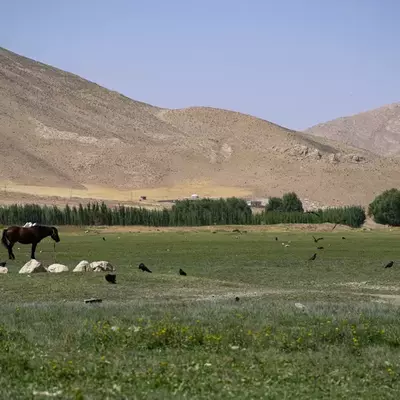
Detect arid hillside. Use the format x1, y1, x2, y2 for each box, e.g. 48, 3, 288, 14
1, 46, 399, 207
305, 103, 400, 157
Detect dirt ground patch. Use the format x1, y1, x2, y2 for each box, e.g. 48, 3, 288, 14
337, 281, 400, 292
0, 190, 166, 209
369, 294, 400, 305
0, 182, 251, 204
79, 223, 354, 234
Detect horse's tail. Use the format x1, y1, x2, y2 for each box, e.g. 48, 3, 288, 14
1, 229, 9, 249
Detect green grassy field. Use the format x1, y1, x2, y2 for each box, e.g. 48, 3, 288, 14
1, 227, 400, 399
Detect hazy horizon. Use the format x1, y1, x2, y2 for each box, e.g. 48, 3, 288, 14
1, 0, 399, 130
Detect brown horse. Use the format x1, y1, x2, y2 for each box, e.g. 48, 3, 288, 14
1, 225, 60, 260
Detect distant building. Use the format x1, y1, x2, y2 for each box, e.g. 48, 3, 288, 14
247, 200, 263, 208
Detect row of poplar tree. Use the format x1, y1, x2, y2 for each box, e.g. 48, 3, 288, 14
0, 194, 366, 228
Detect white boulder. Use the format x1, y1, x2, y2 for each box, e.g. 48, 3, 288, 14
295, 302, 306, 310
19, 259, 47, 274
47, 263, 69, 273
89, 261, 115, 272
73, 260, 90, 272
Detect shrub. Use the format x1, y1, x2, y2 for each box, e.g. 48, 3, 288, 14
368, 189, 400, 226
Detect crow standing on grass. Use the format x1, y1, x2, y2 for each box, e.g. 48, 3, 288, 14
384, 261, 394, 269
179, 268, 187, 276
139, 263, 152, 273
105, 274, 116, 284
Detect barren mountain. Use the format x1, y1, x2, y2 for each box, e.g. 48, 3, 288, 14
304, 103, 400, 157
1, 46, 399, 207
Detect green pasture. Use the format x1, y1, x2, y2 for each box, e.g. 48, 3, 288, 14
0, 227, 400, 399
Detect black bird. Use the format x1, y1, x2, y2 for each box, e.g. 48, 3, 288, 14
275, 237, 278, 241
102, 237, 106, 241
384, 261, 394, 269
0, 261, 6, 267
309, 253, 317, 261
317, 246, 324, 250
235, 296, 240, 302
84, 298, 102, 304
179, 268, 187, 276
342, 237, 346, 240
139, 263, 152, 273
105, 273, 116, 284
312, 236, 324, 243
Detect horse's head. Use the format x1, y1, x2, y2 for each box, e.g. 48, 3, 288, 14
50, 227, 60, 242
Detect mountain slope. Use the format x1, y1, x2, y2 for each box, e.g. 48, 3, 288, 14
304, 103, 400, 156
1, 46, 400, 207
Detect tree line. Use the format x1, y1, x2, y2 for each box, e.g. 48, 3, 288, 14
0, 194, 367, 228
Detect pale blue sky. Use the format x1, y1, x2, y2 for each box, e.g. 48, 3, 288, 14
1, 0, 399, 130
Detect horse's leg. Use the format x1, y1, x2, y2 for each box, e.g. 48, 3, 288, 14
2, 231, 14, 260
8, 243, 15, 260
31, 242, 38, 260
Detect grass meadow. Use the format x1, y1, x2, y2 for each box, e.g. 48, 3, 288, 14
0, 227, 400, 399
